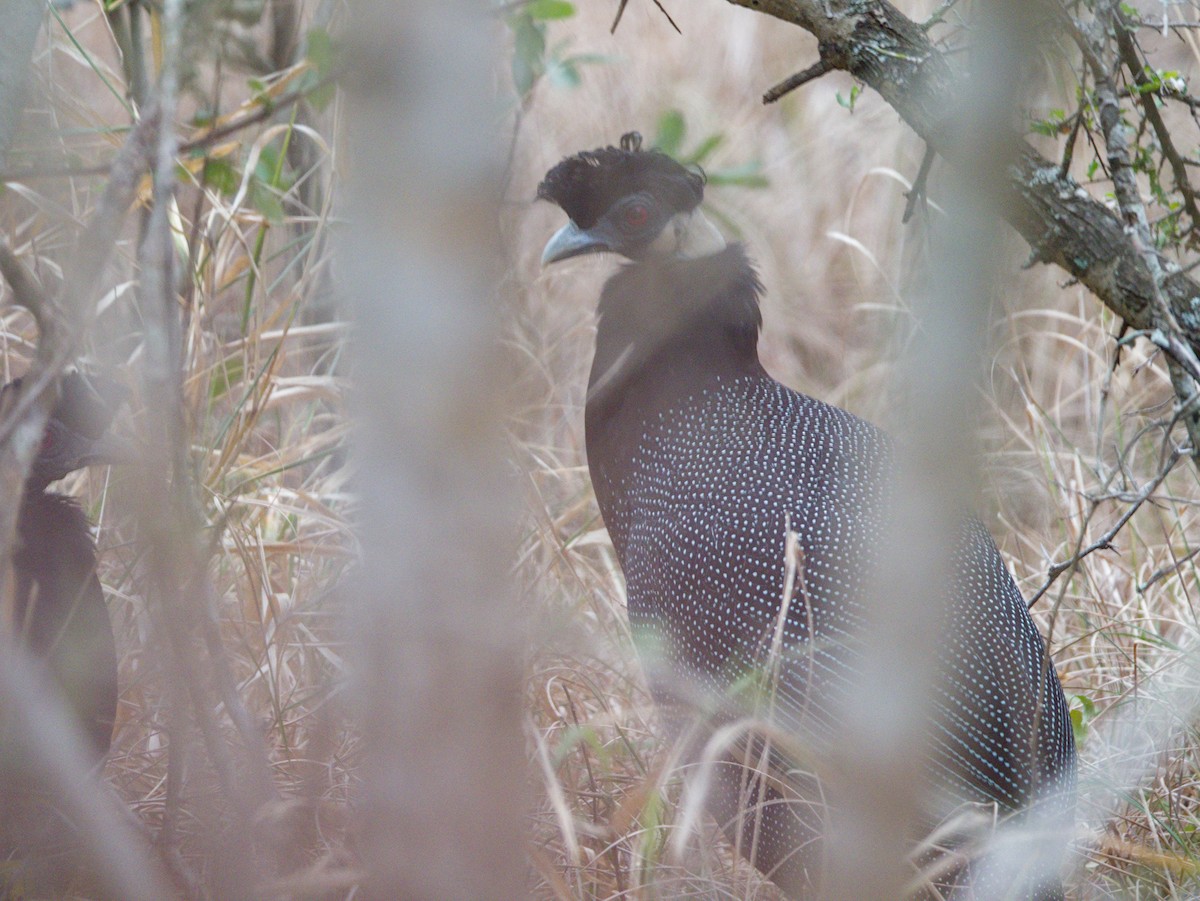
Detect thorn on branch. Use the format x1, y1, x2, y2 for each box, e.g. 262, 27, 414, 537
1022, 237, 1055, 270
611, 0, 680, 35
921, 0, 962, 30
763, 60, 831, 105
902, 144, 936, 224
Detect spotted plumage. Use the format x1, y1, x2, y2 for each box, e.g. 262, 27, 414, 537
539, 134, 1076, 899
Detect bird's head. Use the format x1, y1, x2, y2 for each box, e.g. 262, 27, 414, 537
2, 371, 133, 487
538, 131, 726, 266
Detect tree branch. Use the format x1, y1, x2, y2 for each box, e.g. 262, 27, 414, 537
763, 59, 831, 103
722, 0, 1200, 357
1113, 24, 1200, 235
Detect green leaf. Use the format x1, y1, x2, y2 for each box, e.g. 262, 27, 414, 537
526, 0, 575, 19
305, 27, 335, 78
210, 357, 245, 400
706, 161, 768, 188
255, 145, 294, 192
545, 57, 581, 89
510, 14, 546, 96
306, 30, 334, 77
836, 83, 862, 112
191, 109, 216, 129
308, 77, 337, 113
684, 132, 724, 166
203, 158, 241, 196
1068, 694, 1095, 746
654, 109, 686, 156
563, 52, 611, 67
1029, 109, 1068, 137
250, 181, 285, 223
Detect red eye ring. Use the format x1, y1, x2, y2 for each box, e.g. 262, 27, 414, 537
623, 203, 650, 229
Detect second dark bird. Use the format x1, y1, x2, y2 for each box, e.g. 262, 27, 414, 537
4, 370, 129, 762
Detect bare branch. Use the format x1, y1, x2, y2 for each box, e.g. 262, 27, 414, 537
763, 59, 831, 103
726, 0, 1200, 359
1027, 449, 1184, 609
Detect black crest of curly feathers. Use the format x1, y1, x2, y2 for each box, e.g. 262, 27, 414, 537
537, 131, 705, 229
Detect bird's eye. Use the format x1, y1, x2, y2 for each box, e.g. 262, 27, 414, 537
41, 426, 58, 454
622, 202, 651, 231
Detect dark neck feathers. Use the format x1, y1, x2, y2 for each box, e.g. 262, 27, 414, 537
589, 244, 763, 402
584, 244, 765, 485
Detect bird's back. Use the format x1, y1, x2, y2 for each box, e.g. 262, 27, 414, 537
592, 370, 1073, 810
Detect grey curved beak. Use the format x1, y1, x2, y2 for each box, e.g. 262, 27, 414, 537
541, 222, 611, 266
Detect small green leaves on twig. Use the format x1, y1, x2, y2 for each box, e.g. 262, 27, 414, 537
652, 109, 768, 189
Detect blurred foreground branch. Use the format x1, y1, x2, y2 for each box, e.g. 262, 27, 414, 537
818, 1, 1042, 896
0, 641, 174, 900
341, 1, 524, 898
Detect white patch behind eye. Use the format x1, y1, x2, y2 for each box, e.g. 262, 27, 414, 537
645, 210, 727, 260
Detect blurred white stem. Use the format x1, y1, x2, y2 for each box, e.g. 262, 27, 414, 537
0, 636, 174, 899
0, 0, 41, 165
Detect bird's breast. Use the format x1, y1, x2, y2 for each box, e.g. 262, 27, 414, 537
593, 377, 888, 699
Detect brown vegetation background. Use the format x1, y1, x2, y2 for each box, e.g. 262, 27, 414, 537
1, 0, 1197, 896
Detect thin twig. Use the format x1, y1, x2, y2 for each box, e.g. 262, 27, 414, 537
763, 59, 831, 104
1058, 100, 1086, 181
1114, 23, 1200, 231
0, 74, 333, 183
1027, 450, 1183, 608
1139, 546, 1200, 591
610, 0, 680, 34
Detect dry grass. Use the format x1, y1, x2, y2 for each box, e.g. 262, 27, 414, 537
1, 2, 356, 896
